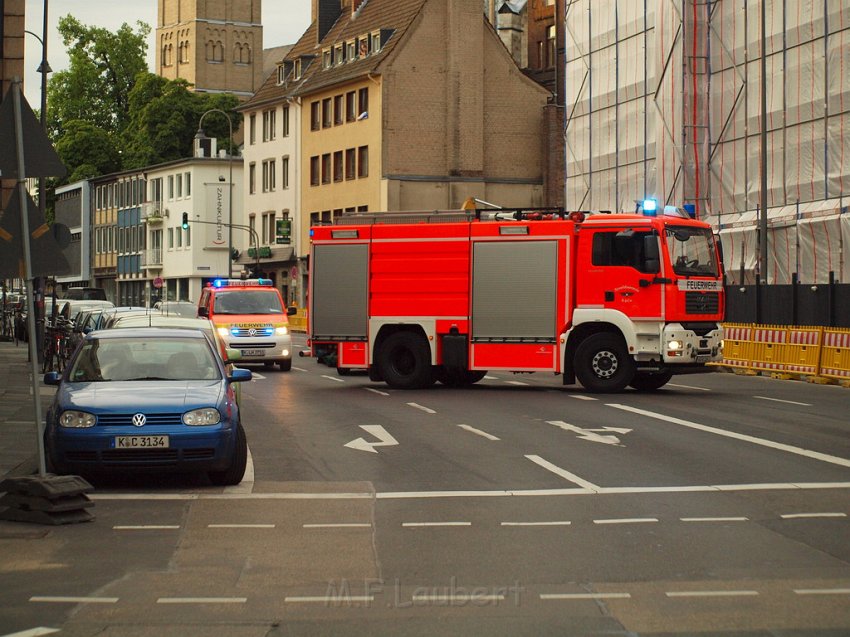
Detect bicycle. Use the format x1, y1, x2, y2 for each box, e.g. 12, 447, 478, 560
42, 317, 73, 373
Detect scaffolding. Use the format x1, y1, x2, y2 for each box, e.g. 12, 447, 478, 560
564, 0, 850, 284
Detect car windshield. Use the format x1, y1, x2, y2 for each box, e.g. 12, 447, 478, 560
665, 226, 720, 277
213, 290, 283, 315
67, 336, 221, 382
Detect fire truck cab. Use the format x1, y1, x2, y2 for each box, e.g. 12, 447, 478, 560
308, 208, 724, 393
198, 278, 293, 371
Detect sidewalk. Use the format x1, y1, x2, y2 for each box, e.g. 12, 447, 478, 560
0, 338, 50, 479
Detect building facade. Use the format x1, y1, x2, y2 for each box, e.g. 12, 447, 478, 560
155, 0, 264, 99
53, 181, 93, 293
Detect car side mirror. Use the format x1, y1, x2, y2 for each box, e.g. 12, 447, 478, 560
229, 368, 252, 383
43, 371, 61, 386
198, 306, 209, 317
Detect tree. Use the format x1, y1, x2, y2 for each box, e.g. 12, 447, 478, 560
47, 16, 149, 140
54, 120, 121, 180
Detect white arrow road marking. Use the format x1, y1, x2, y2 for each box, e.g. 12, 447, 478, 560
344, 425, 399, 453
546, 420, 628, 445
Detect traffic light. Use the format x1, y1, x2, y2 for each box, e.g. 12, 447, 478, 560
181, 212, 189, 229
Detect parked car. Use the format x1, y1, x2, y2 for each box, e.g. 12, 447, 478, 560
43, 327, 252, 485
61, 287, 108, 301
153, 301, 198, 318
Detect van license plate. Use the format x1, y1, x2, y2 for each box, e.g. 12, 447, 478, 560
115, 435, 169, 449
695, 354, 711, 363
241, 349, 265, 357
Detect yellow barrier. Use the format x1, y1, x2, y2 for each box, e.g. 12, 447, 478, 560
715, 322, 849, 386
289, 309, 308, 333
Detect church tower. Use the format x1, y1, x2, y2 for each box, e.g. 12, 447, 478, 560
156, 0, 263, 99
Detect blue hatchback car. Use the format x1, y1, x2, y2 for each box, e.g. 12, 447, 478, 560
43, 328, 252, 485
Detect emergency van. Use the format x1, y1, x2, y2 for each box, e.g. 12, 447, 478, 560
308, 207, 725, 393
198, 278, 293, 371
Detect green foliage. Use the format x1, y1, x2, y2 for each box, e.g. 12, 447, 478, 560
54, 120, 121, 179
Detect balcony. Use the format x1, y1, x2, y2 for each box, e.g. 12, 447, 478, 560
142, 248, 163, 268
142, 202, 166, 224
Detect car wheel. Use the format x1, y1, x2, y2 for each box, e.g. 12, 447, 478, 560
278, 359, 292, 372
629, 370, 673, 391
574, 333, 635, 393
208, 423, 247, 486
377, 331, 433, 389
264, 361, 276, 370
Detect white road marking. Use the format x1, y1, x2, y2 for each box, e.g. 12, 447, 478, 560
292, 366, 309, 372
665, 590, 759, 598
285, 596, 374, 603
540, 593, 631, 600
501, 521, 571, 527
322, 375, 345, 383
680, 517, 749, 522
365, 387, 390, 396
525, 455, 600, 492
157, 597, 247, 604
29, 597, 118, 604
223, 444, 253, 494
251, 372, 266, 380
402, 522, 471, 527
344, 425, 399, 453
608, 404, 850, 468
569, 395, 598, 401
484, 375, 498, 380
412, 594, 505, 602
780, 512, 847, 519
793, 588, 850, 595
667, 383, 711, 391
0, 628, 60, 637
546, 420, 628, 445
753, 395, 812, 406
407, 402, 436, 414
505, 380, 528, 386
303, 523, 371, 528
88, 481, 850, 501
593, 518, 659, 525
457, 424, 500, 441
112, 525, 180, 530
208, 524, 275, 528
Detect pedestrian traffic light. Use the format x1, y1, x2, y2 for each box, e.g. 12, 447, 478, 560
181, 213, 189, 229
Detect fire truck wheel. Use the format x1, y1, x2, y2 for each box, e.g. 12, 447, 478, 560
574, 333, 635, 393
629, 370, 673, 391
378, 331, 434, 389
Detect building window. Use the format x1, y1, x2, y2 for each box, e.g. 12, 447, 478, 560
334, 95, 343, 125
168, 227, 174, 249
185, 226, 191, 247
333, 151, 343, 182
546, 25, 556, 68
249, 215, 256, 244
358, 205, 369, 213
262, 159, 277, 192
346, 91, 356, 122
168, 175, 174, 200
176, 174, 183, 198
371, 32, 381, 54
334, 43, 344, 64
310, 212, 319, 227
282, 106, 290, 137
310, 156, 320, 186
322, 48, 331, 69
321, 154, 331, 184
185, 172, 191, 197
294, 58, 302, 80
261, 212, 276, 244
357, 146, 369, 178
311, 101, 320, 131
358, 87, 368, 119
263, 108, 276, 141
347, 40, 356, 61
322, 98, 332, 128
345, 148, 356, 180
249, 114, 256, 144
249, 163, 256, 194
359, 36, 369, 57
282, 156, 290, 189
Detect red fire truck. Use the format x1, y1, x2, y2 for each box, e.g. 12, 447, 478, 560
308, 207, 724, 393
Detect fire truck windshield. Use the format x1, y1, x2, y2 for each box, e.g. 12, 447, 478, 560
666, 226, 719, 277
213, 290, 284, 315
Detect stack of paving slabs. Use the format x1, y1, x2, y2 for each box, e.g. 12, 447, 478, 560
0, 474, 94, 525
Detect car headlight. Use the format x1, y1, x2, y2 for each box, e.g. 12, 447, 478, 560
217, 327, 229, 337
183, 408, 221, 426
60, 410, 96, 428
667, 340, 683, 351
276, 326, 288, 335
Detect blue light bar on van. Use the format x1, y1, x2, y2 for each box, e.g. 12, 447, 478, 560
211, 278, 273, 288
642, 199, 657, 216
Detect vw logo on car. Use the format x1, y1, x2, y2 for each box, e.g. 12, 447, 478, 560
132, 413, 147, 427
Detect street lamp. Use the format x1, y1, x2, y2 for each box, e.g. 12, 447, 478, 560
195, 109, 234, 278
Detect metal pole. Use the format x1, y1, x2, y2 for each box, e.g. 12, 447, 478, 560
758, 0, 768, 285
11, 79, 48, 477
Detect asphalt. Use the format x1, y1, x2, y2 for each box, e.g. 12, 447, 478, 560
0, 337, 51, 480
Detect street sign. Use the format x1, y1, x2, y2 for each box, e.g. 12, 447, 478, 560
276, 219, 291, 244
153, 277, 163, 289
0, 189, 71, 277
0, 85, 66, 179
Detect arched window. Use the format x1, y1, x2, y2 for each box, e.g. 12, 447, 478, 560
215, 41, 224, 62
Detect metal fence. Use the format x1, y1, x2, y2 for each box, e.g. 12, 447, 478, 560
725, 278, 850, 328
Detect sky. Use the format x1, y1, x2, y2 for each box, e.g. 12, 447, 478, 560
23, 0, 312, 107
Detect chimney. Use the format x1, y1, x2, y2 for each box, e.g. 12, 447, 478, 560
313, 0, 342, 43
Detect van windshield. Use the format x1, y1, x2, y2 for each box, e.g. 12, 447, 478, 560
214, 290, 284, 315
